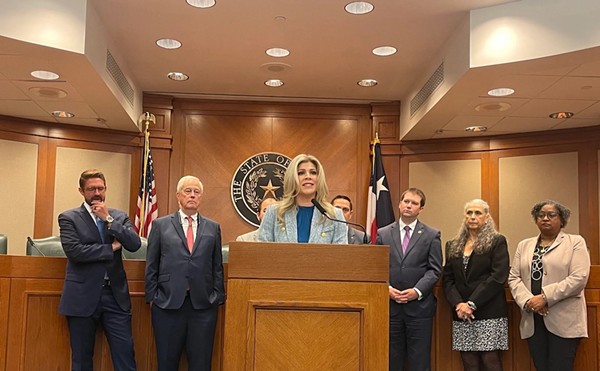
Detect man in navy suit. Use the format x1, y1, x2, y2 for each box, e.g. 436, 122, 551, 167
376, 188, 442, 371
58, 169, 141, 371
332, 194, 366, 244
145, 175, 225, 371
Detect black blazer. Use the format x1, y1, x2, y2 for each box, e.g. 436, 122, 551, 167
58, 204, 141, 316
145, 212, 225, 310
376, 220, 443, 318
442, 234, 510, 320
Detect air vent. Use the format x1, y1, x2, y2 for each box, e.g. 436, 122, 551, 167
410, 62, 444, 116
106, 50, 134, 107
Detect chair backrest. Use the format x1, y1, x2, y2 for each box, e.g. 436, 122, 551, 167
122, 237, 147, 260
0, 234, 7, 254
26, 236, 65, 257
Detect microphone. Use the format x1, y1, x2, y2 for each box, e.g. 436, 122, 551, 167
311, 199, 370, 244
27, 236, 46, 257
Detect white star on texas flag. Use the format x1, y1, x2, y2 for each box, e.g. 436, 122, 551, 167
376, 175, 389, 199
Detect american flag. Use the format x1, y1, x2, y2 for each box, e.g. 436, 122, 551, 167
134, 131, 158, 237
366, 136, 396, 243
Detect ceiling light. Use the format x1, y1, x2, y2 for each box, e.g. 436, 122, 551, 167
265, 79, 284, 87
372, 46, 397, 56
465, 126, 487, 132
31, 70, 59, 80
167, 72, 189, 81
186, 0, 216, 8
156, 38, 182, 49
357, 79, 377, 87
549, 111, 574, 119
345, 2, 374, 15
487, 87, 514, 96
266, 48, 290, 58
51, 111, 75, 118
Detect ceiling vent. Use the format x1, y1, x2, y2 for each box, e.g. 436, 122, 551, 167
106, 50, 134, 107
410, 62, 444, 116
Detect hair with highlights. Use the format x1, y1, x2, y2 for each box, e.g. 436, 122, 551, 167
79, 169, 106, 189
446, 199, 499, 259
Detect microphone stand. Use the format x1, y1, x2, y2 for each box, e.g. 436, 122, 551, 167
311, 199, 370, 244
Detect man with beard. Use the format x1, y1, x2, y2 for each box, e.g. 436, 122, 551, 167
145, 175, 225, 371
58, 169, 141, 371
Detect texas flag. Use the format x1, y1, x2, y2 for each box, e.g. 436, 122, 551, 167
366, 136, 396, 243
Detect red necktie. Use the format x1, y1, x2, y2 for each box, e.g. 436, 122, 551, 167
186, 216, 194, 252
402, 226, 411, 253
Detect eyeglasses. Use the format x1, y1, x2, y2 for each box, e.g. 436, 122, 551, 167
84, 186, 106, 192
536, 212, 559, 220
182, 188, 202, 196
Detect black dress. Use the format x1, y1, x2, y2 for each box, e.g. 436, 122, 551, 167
442, 234, 510, 351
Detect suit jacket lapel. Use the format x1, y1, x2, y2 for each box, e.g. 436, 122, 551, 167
284, 208, 296, 242
170, 212, 188, 252
389, 222, 403, 258
193, 215, 205, 253
79, 204, 102, 241
545, 231, 565, 254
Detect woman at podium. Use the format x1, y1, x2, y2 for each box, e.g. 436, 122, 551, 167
258, 153, 347, 243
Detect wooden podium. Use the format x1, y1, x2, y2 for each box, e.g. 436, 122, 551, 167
222, 242, 389, 371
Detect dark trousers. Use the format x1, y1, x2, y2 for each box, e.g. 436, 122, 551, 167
389, 313, 433, 371
151, 295, 218, 371
66, 287, 136, 371
527, 315, 581, 371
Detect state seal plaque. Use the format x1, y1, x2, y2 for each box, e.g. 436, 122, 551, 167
231, 152, 292, 227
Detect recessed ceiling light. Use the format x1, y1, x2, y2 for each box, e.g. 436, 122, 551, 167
357, 79, 377, 87
51, 111, 75, 118
465, 126, 487, 132
372, 46, 397, 56
266, 48, 290, 58
186, 0, 216, 8
549, 111, 574, 119
156, 38, 182, 49
31, 70, 59, 80
265, 79, 284, 87
487, 87, 515, 96
345, 2, 374, 15
167, 72, 189, 81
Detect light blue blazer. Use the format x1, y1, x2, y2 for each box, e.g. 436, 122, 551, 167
258, 204, 348, 244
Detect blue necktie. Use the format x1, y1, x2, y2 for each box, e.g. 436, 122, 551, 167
96, 217, 105, 243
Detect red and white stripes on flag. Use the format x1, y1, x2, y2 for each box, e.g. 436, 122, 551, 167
366, 136, 396, 243
134, 129, 158, 237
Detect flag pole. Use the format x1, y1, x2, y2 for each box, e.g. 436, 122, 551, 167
137, 112, 155, 236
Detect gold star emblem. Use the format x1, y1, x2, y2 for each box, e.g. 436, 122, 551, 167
260, 179, 280, 199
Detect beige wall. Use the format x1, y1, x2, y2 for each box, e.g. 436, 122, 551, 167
408, 159, 482, 254
499, 152, 579, 257
0, 138, 37, 254
52, 147, 132, 238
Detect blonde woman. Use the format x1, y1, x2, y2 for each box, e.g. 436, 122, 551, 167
258, 154, 347, 243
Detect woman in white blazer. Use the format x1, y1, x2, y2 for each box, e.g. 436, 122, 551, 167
508, 200, 590, 371
258, 153, 347, 244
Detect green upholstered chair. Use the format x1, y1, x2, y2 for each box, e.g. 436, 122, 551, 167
26, 236, 65, 257
0, 234, 7, 254
122, 236, 148, 260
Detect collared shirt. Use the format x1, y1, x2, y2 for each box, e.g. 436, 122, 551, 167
179, 210, 198, 238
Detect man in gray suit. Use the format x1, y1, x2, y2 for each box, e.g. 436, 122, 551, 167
376, 188, 442, 371
145, 175, 225, 371
332, 194, 366, 244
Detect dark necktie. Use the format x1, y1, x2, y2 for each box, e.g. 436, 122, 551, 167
402, 225, 411, 253
96, 217, 105, 243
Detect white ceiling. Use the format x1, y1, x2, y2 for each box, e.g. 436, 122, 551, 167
0, 0, 599, 139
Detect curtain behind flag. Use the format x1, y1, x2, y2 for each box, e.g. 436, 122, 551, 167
366, 137, 395, 243
134, 130, 158, 237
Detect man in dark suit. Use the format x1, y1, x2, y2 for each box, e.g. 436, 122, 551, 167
145, 175, 225, 371
58, 169, 141, 371
332, 194, 366, 244
376, 188, 442, 371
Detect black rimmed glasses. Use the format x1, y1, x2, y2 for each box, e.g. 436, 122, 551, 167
536, 212, 559, 220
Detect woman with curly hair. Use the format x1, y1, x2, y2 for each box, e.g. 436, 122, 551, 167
442, 199, 509, 370
508, 200, 590, 371
258, 153, 347, 243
